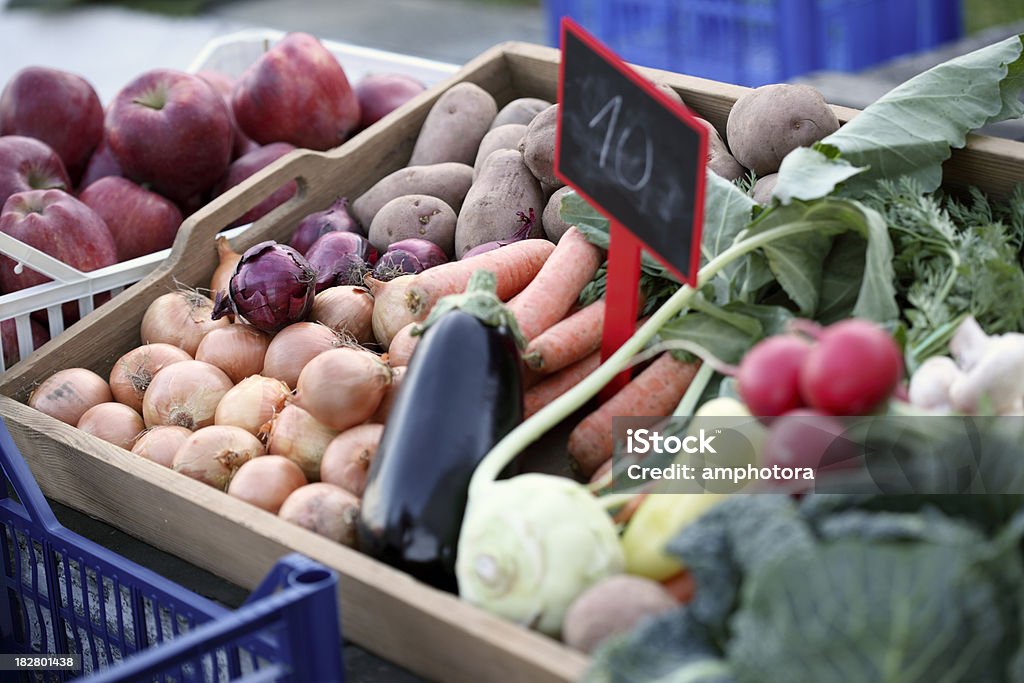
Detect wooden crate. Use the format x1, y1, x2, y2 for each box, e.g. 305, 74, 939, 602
1, 41, 1023, 683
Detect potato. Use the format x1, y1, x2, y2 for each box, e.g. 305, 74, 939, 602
490, 97, 551, 129
408, 82, 497, 166
752, 173, 779, 205
351, 162, 472, 227
518, 103, 562, 188
562, 575, 677, 653
454, 149, 545, 258
726, 83, 839, 176
474, 124, 528, 180
368, 194, 457, 257
696, 117, 746, 181
542, 185, 575, 243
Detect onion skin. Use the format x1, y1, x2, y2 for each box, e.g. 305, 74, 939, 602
132, 426, 192, 468
228, 455, 307, 514
372, 249, 423, 280
289, 197, 363, 254
306, 232, 377, 291
142, 360, 233, 430
214, 375, 291, 436
386, 322, 418, 367
109, 343, 192, 412
264, 404, 338, 481
295, 347, 392, 432
366, 274, 417, 348
29, 368, 112, 426
371, 365, 405, 423
195, 324, 271, 384
216, 241, 317, 333
387, 238, 447, 269
320, 423, 384, 496
210, 236, 242, 296
172, 425, 265, 490
278, 483, 360, 546
261, 322, 342, 389
140, 290, 228, 356
77, 402, 145, 450
309, 286, 374, 344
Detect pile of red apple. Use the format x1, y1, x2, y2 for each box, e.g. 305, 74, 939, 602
0, 32, 426, 368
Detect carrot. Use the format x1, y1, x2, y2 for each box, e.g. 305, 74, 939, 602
588, 456, 613, 490
568, 353, 700, 477
524, 350, 602, 419
612, 492, 648, 525
662, 570, 696, 604
404, 239, 555, 320
525, 292, 647, 374
506, 227, 603, 341
524, 299, 605, 373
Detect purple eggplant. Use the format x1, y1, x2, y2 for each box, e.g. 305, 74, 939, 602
289, 197, 363, 254
212, 241, 316, 333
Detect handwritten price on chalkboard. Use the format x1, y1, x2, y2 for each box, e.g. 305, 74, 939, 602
589, 96, 653, 192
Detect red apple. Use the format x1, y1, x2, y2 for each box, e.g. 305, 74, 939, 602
197, 69, 256, 160
0, 189, 117, 294
1, 317, 49, 370
232, 32, 361, 151
0, 66, 103, 182
105, 69, 232, 204
0, 135, 71, 208
79, 176, 183, 261
78, 136, 123, 190
216, 142, 297, 226
354, 73, 426, 129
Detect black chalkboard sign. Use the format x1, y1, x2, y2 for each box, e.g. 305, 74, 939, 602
555, 19, 708, 285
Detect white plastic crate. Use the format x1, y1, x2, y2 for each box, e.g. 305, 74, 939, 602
0, 30, 458, 372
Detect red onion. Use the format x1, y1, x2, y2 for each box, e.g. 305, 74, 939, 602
305, 231, 378, 292
387, 238, 447, 269
459, 209, 536, 259
212, 241, 316, 333
461, 240, 509, 259
290, 197, 363, 254
372, 249, 422, 280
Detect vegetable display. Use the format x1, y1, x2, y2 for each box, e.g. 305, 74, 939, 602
14, 29, 1024, 682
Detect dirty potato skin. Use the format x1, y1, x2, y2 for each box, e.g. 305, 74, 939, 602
408, 82, 497, 166
519, 103, 563, 188
350, 162, 473, 227
474, 124, 528, 180
368, 194, 458, 257
490, 97, 551, 129
726, 83, 839, 176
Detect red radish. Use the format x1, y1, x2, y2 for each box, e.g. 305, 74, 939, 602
799, 320, 903, 415
737, 335, 812, 418
108, 343, 192, 413
29, 367, 111, 425
132, 426, 191, 468
228, 455, 307, 514
760, 408, 859, 479
320, 423, 384, 496
172, 425, 265, 490
76, 402, 144, 450
278, 483, 360, 545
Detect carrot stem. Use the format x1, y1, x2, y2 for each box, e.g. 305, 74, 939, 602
468, 219, 831, 499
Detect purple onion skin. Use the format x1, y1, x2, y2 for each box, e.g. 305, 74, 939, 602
305, 231, 377, 292
387, 238, 447, 270
289, 197, 363, 254
215, 241, 316, 333
372, 250, 424, 281
461, 240, 510, 259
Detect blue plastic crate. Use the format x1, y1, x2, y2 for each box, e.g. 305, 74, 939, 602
0, 419, 345, 682
545, 0, 963, 86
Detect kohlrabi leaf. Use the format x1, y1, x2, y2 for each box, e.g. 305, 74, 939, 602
745, 198, 899, 322
773, 34, 1024, 202
659, 302, 793, 364
729, 533, 1018, 683
772, 146, 868, 204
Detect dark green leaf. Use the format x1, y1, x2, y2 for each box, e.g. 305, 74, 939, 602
816, 233, 867, 324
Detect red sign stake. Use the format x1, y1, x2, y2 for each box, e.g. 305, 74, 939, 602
601, 222, 641, 399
